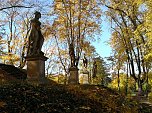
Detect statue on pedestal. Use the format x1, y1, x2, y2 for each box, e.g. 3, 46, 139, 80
25, 11, 48, 85
27, 11, 44, 56
79, 54, 89, 84
68, 43, 79, 84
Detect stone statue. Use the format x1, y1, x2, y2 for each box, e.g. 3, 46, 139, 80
92, 60, 97, 78
69, 43, 75, 67
83, 54, 88, 68
28, 11, 44, 56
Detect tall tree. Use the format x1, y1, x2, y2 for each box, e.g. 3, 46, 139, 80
102, 0, 152, 94
0, 0, 52, 68
93, 57, 109, 85
51, 0, 102, 69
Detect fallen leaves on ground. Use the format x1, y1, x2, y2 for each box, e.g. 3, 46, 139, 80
0, 82, 151, 113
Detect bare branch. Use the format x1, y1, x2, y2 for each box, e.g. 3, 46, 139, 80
0, 5, 32, 11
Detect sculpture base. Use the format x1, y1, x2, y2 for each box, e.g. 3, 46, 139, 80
25, 55, 48, 85
68, 67, 79, 84
82, 68, 89, 74
79, 69, 89, 84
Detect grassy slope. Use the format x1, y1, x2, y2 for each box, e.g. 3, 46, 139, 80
0, 81, 151, 113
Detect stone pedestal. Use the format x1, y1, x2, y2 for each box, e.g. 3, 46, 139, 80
25, 55, 48, 84
68, 67, 79, 84
79, 68, 89, 84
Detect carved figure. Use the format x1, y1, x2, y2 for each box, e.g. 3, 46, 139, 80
83, 54, 88, 68
28, 11, 44, 56
69, 43, 75, 67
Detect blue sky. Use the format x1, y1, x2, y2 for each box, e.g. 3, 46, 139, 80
38, 0, 112, 59
92, 16, 112, 58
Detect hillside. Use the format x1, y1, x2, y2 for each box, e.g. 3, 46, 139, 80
0, 63, 27, 81
0, 81, 151, 113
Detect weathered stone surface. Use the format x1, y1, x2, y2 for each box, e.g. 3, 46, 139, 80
25, 55, 48, 84
79, 69, 89, 84
28, 11, 44, 56
68, 67, 79, 84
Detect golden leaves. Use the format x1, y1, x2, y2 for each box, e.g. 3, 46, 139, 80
53, 0, 102, 39
0, 101, 6, 108
0, 53, 20, 61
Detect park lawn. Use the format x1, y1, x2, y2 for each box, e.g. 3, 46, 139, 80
0, 81, 151, 113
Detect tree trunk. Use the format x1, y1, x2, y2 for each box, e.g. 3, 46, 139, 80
125, 62, 129, 95
117, 69, 120, 92
137, 80, 143, 96
64, 74, 68, 85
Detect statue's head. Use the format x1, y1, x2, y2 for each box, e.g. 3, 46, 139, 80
84, 53, 86, 58
34, 11, 41, 19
